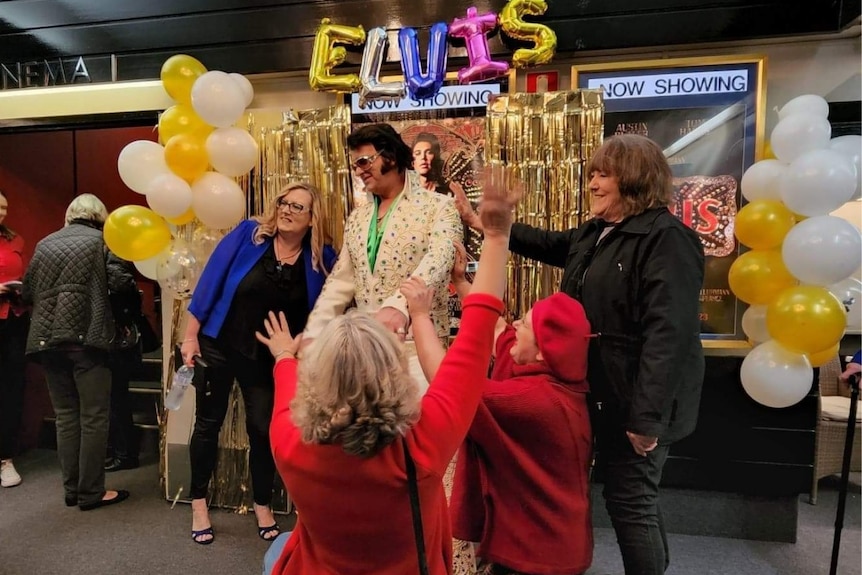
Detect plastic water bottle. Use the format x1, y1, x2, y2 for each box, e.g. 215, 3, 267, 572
164, 365, 194, 411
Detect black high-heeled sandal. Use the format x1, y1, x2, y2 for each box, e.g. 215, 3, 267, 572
258, 523, 280, 541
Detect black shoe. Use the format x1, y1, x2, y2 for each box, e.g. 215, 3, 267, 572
79, 490, 130, 511
65, 495, 77, 507
105, 457, 139, 472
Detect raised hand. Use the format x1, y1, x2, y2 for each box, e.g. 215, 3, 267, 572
451, 242, 468, 285
451, 180, 483, 231
255, 311, 300, 360
479, 164, 522, 238
400, 277, 434, 318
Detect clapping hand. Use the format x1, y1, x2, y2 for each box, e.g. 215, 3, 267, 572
255, 311, 300, 361
400, 277, 433, 319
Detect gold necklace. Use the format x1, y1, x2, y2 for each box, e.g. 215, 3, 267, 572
274, 239, 302, 268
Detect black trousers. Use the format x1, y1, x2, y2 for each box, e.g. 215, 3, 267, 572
107, 346, 142, 462
595, 412, 671, 575
0, 313, 28, 460
41, 349, 112, 507
189, 336, 276, 505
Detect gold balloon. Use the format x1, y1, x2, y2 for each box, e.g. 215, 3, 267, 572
767, 286, 847, 355
734, 200, 797, 250
308, 18, 366, 93
762, 141, 777, 160
104, 205, 172, 262
158, 104, 213, 144
807, 343, 841, 368
499, 0, 557, 67
160, 54, 207, 104
165, 134, 209, 182
728, 249, 797, 305
168, 208, 196, 226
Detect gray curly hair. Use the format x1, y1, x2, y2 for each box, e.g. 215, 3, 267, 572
291, 311, 421, 458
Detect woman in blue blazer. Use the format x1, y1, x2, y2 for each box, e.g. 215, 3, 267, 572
180, 183, 337, 545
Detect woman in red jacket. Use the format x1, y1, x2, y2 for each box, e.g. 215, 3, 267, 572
0, 189, 27, 489
255, 170, 519, 575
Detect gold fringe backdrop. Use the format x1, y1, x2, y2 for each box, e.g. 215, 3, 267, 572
485, 90, 604, 319
161, 105, 352, 512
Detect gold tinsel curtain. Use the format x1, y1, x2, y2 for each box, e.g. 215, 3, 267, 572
485, 90, 604, 319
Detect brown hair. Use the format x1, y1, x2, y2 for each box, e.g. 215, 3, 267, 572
587, 134, 673, 218
291, 311, 421, 458
0, 189, 16, 241
252, 182, 330, 276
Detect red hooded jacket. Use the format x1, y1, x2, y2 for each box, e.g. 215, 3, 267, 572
451, 292, 593, 575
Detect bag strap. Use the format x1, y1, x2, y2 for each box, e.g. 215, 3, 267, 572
402, 437, 430, 575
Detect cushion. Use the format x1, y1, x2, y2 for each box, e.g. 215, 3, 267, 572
821, 396, 862, 422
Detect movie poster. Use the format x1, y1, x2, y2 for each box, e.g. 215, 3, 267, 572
573, 57, 766, 341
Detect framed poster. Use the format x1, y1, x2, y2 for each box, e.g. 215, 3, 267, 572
572, 55, 766, 345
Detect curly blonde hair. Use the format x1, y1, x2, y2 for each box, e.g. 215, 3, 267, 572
291, 311, 421, 458
251, 182, 331, 275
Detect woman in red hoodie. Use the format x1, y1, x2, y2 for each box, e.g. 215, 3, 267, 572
413, 244, 594, 575
255, 168, 519, 575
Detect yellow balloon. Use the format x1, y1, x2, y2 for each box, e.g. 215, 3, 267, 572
728, 250, 797, 305
165, 134, 209, 182
734, 200, 797, 250
158, 104, 213, 144
161, 54, 207, 104
807, 343, 841, 368
168, 208, 196, 226
499, 0, 557, 67
104, 205, 172, 261
762, 141, 777, 160
767, 286, 847, 355
308, 18, 366, 92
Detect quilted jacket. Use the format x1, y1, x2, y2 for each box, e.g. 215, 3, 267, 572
22, 219, 136, 355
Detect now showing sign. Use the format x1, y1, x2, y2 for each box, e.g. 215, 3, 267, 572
586, 69, 749, 100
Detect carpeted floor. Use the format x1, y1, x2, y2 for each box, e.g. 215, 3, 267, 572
0, 449, 859, 575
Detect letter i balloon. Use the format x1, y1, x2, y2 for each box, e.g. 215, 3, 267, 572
449, 7, 510, 83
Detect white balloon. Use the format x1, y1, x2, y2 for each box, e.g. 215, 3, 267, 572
829, 135, 862, 200
777, 95, 830, 121
145, 173, 193, 218
828, 277, 862, 332
778, 149, 857, 217
741, 340, 813, 408
742, 305, 770, 343
782, 215, 862, 286
191, 172, 246, 229
117, 140, 170, 194
134, 251, 164, 280
229, 73, 254, 108
205, 128, 259, 177
770, 114, 832, 164
741, 159, 786, 202
191, 71, 246, 128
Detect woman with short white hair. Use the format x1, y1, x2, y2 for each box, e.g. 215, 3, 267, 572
23, 193, 136, 510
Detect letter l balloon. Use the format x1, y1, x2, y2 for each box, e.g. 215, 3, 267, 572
449, 7, 510, 84
358, 27, 406, 106
398, 23, 449, 101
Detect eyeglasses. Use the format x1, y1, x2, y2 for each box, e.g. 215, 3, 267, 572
350, 152, 381, 171
276, 198, 309, 214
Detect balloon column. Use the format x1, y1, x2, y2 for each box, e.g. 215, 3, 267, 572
104, 54, 258, 299
732, 94, 862, 408
309, 0, 557, 102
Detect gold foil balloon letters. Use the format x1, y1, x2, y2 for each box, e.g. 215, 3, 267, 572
499, 0, 557, 67
309, 18, 366, 93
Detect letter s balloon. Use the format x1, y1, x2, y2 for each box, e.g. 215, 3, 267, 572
499, 0, 557, 67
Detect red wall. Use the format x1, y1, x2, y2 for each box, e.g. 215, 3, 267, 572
0, 124, 161, 452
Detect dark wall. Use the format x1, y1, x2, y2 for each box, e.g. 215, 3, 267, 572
0, 0, 858, 82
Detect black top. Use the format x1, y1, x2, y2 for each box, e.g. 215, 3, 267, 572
220, 242, 309, 360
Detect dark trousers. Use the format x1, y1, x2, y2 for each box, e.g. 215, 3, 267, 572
597, 417, 671, 575
189, 336, 276, 505
0, 313, 28, 459
41, 349, 112, 507
108, 347, 141, 462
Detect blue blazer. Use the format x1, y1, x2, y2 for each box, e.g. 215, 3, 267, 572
188, 219, 338, 339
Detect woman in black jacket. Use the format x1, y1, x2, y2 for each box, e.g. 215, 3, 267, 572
23, 194, 136, 510
456, 134, 705, 575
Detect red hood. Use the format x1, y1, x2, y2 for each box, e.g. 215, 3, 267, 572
530, 292, 591, 383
